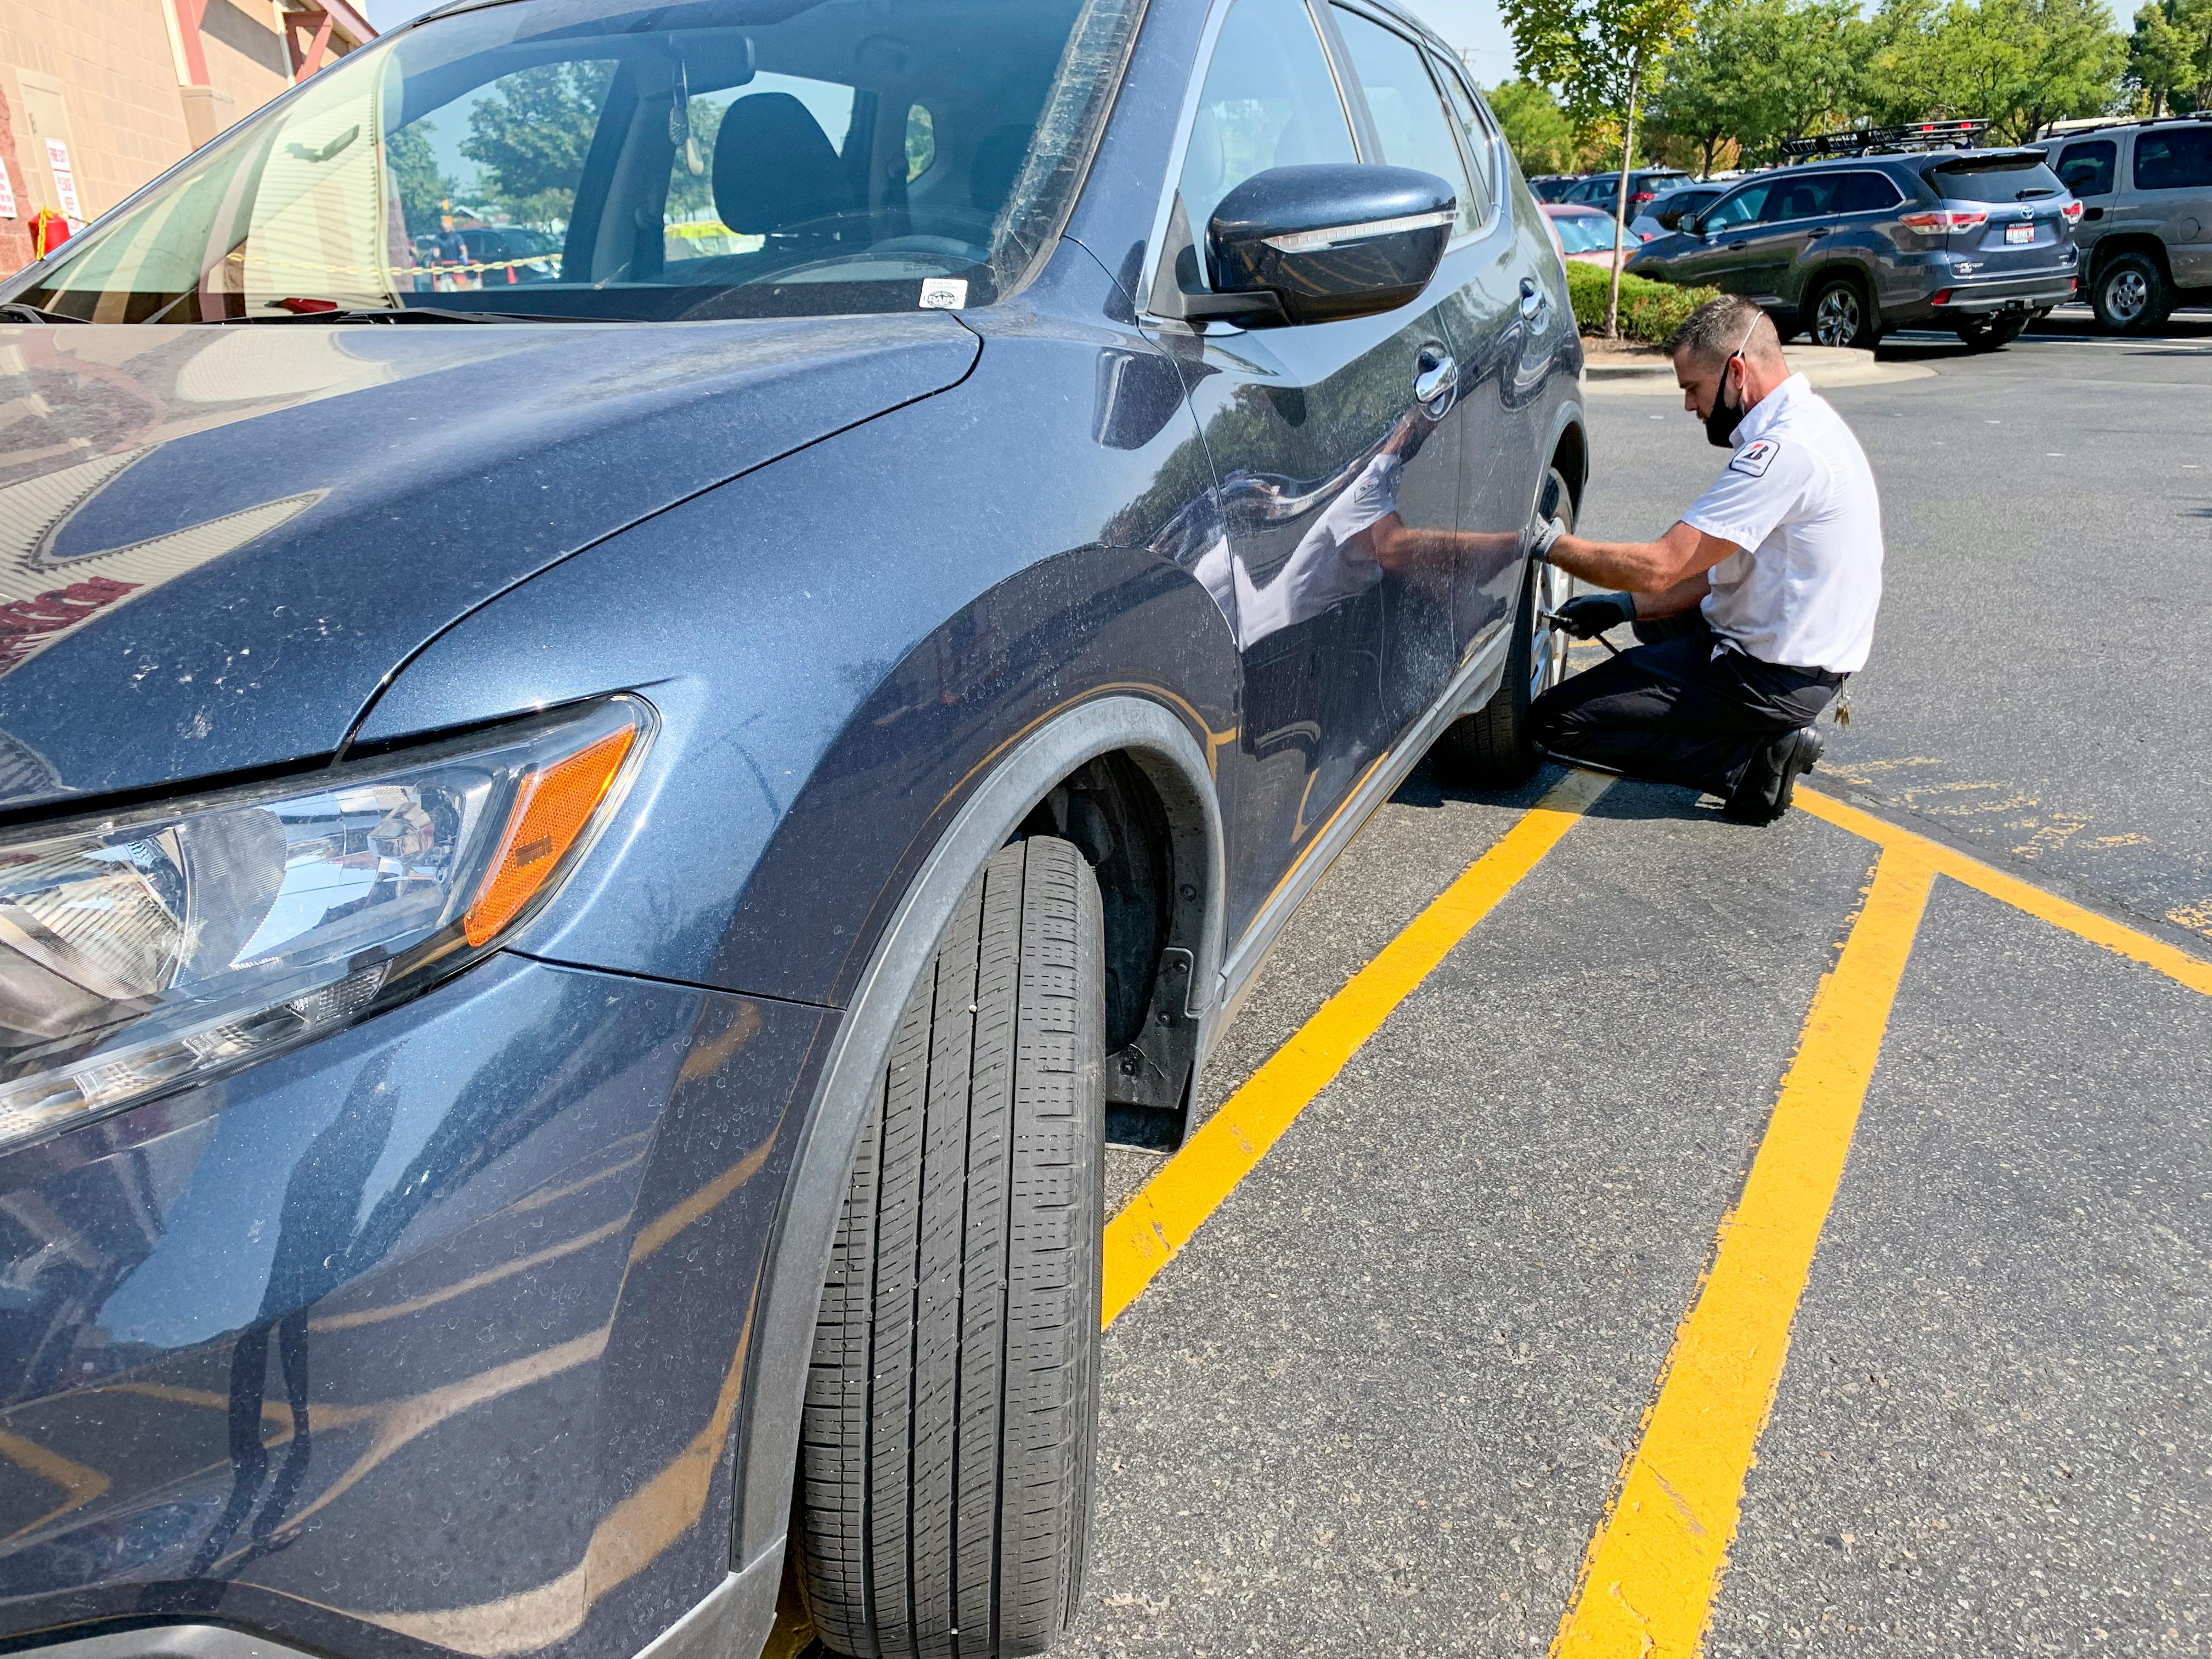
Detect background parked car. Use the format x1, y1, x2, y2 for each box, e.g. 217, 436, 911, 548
1544, 202, 1639, 267
1528, 173, 1582, 202
2045, 112, 2212, 332
1562, 167, 1691, 211
1627, 125, 2081, 351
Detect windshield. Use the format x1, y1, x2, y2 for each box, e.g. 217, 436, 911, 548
1553, 213, 1616, 253
1930, 155, 2064, 202
10, 0, 1137, 323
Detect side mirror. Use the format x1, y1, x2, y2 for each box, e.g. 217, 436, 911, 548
1194, 164, 1454, 329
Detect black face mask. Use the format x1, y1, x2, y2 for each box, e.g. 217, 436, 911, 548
1705, 353, 1743, 448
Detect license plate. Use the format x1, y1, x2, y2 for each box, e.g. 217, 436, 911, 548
2005, 223, 2035, 245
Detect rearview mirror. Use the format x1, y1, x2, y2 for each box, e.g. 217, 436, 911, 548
1186, 164, 1455, 329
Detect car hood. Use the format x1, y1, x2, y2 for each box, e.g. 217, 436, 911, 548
0, 315, 979, 812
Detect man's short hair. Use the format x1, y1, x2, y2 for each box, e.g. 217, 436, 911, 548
1667, 296, 1782, 368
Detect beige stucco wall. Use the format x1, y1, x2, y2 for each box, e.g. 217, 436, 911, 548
0, 0, 361, 258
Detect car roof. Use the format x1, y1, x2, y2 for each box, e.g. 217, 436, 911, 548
1542, 204, 1611, 216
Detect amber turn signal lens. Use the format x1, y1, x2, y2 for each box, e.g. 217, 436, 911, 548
463, 725, 637, 947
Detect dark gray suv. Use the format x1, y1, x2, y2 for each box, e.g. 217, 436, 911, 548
1627, 132, 2082, 351
2047, 114, 2212, 332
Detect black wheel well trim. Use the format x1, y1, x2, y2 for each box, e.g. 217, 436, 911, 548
2089, 236, 2174, 283
726, 692, 1224, 1569
1544, 404, 1588, 511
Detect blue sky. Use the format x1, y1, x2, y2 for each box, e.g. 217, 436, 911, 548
362, 0, 1520, 84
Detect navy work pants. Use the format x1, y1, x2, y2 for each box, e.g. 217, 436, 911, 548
1530, 616, 1842, 801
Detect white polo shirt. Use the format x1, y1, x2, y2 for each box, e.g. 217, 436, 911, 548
1680, 373, 1884, 674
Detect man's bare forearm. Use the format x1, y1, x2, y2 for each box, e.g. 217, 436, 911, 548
1636, 572, 1711, 618
1544, 532, 1681, 591
1544, 520, 1737, 595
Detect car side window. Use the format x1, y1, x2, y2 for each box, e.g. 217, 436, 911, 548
2133, 127, 2212, 191
1175, 0, 1358, 272
2055, 139, 2117, 198
1760, 173, 1837, 223
1702, 181, 1770, 231
1330, 8, 1481, 237
1426, 50, 1497, 229
1831, 171, 1903, 213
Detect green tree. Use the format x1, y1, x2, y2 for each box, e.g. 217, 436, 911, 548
462, 60, 618, 225
1859, 0, 2126, 138
386, 120, 456, 237
1488, 79, 1584, 173
2130, 0, 2212, 110
1649, 0, 1860, 172
1504, 0, 1699, 335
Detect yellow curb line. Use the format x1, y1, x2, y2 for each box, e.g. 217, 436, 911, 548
1100, 767, 1616, 1328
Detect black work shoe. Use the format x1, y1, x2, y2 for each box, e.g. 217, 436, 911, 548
1722, 727, 1822, 825
1771, 725, 1822, 815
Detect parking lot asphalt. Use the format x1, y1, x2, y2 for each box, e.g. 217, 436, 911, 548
774, 319, 2212, 1657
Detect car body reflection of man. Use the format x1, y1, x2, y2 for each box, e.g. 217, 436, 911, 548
1527, 295, 1881, 825
1197, 406, 1479, 650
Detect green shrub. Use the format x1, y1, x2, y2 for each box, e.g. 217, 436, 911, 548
1565, 262, 1720, 346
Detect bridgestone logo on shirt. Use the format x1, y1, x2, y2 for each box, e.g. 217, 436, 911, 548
1730, 438, 1780, 477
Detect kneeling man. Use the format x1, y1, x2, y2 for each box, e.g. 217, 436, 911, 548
1529, 295, 1883, 824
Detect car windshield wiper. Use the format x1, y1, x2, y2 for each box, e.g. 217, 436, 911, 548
207, 306, 624, 325
0, 302, 88, 324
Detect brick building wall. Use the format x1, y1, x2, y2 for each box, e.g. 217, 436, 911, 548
0, 0, 371, 275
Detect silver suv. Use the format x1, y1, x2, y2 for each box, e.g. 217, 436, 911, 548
2046, 114, 2212, 332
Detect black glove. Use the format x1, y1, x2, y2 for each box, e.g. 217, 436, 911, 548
1554, 591, 1636, 639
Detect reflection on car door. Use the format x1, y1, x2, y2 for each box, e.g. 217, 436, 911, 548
1155, 0, 1462, 934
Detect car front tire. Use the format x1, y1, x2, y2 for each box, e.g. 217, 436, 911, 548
796, 834, 1106, 1658
1429, 466, 1575, 789
2091, 252, 2172, 334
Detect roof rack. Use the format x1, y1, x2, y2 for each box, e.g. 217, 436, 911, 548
2033, 110, 2212, 140
1779, 120, 1989, 161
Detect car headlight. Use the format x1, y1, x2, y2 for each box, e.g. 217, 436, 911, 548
0, 696, 651, 1153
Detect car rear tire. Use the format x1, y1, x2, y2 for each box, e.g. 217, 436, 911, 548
1807, 275, 1878, 350
796, 835, 1106, 1659
1955, 313, 2028, 351
1428, 466, 1574, 789
2091, 252, 2172, 334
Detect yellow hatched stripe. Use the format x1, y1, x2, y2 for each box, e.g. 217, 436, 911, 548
1102, 767, 1614, 1328
1549, 848, 1935, 1658
1797, 787, 2211, 996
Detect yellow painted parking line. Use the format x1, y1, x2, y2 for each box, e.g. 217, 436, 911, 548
1102, 766, 1615, 1329
1798, 787, 2212, 997
1551, 847, 1935, 1659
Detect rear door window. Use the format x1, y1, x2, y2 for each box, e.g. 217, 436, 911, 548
1426, 51, 1496, 228
1830, 171, 1903, 213
1762, 173, 1839, 223
1930, 156, 2066, 202
2134, 127, 2212, 191
1330, 8, 1482, 236
2055, 139, 2117, 197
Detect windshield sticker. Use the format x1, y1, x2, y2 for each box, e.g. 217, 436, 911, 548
919, 279, 968, 311
1730, 438, 1779, 477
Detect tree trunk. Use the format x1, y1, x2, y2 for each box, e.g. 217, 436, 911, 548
1605, 57, 1642, 340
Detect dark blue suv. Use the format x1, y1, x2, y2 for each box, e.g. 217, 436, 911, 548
1628, 130, 2082, 350
0, 1, 1581, 1656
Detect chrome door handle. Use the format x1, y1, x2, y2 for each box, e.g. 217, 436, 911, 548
1810, 225, 1832, 236
1520, 276, 1545, 319
1413, 350, 1458, 405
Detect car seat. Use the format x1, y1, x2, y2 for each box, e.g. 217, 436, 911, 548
713, 91, 858, 236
